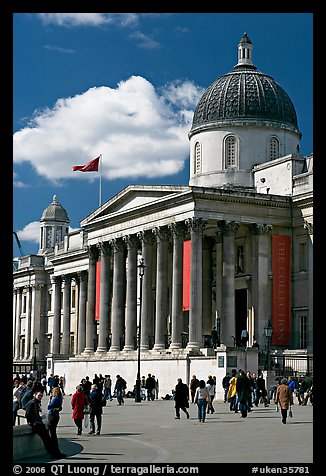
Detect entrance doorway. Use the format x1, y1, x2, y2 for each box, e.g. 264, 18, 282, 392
235, 288, 247, 346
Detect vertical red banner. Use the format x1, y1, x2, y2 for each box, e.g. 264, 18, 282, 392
272, 235, 291, 345
95, 261, 101, 320
182, 240, 191, 311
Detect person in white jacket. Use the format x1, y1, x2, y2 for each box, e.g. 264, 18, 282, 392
206, 376, 216, 414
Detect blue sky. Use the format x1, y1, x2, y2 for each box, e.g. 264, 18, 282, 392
13, 13, 313, 258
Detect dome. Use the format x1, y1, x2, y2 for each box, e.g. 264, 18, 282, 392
40, 195, 70, 223
190, 34, 300, 137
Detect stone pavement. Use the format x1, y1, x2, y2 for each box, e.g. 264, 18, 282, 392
15, 395, 313, 464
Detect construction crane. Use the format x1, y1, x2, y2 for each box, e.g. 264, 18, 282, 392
13, 231, 25, 256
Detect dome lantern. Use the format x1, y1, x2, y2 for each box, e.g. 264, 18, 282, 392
39, 195, 70, 254
236, 32, 254, 68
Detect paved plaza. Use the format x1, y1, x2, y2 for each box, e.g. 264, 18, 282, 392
15, 394, 313, 465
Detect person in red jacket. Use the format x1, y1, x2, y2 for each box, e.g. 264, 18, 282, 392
71, 385, 89, 435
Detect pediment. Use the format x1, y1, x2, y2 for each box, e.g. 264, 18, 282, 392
81, 184, 190, 226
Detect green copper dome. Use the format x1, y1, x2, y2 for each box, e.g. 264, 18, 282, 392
190, 34, 300, 136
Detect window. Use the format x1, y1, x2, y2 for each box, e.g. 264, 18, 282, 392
269, 137, 279, 160
194, 142, 201, 174
224, 136, 238, 168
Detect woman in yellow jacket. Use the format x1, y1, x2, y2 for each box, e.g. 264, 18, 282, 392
227, 369, 238, 412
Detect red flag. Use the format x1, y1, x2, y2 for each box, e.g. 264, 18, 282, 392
72, 156, 100, 172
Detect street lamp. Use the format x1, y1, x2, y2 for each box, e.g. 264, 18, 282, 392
135, 257, 145, 402
264, 321, 273, 370
32, 338, 39, 375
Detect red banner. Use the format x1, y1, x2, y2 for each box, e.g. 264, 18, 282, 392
182, 240, 191, 311
272, 235, 291, 345
95, 261, 101, 320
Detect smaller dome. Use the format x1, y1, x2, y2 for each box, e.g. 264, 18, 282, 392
40, 195, 70, 223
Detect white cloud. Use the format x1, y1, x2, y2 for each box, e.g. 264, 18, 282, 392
44, 45, 75, 54
13, 76, 204, 182
16, 222, 40, 244
129, 31, 160, 49
37, 13, 139, 27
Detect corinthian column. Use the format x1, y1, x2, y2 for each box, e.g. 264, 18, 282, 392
185, 218, 206, 351
83, 246, 98, 354
51, 276, 62, 354
123, 235, 139, 351
137, 230, 154, 351
169, 222, 186, 349
110, 238, 126, 352
96, 242, 111, 353
153, 226, 170, 351
14, 288, 22, 360
77, 271, 88, 354
62, 275, 72, 356
220, 221, 240, 346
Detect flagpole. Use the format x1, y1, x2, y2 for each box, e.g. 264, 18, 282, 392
99, 154, 102, 207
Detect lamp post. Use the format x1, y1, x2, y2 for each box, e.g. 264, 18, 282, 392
32, 338, 39, 376
135, 258, 145, 402
264, 321, 273, 370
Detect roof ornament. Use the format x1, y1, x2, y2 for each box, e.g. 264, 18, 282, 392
236, 32, 254, 68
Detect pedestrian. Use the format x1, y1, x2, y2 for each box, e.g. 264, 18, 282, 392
174, 378, 190, 419
254, 372, 268, 407
25, 389, 66, 458
47, 386, 65, 456
275, 378, 294, 424
145, 373, 156, 401
88, 384, 103, 435
287, 376, 296, 395
211, 327, 219, 348
13, 379, 24, 425
189, 375, 200, 404
227, 369, 238, 412
47, 374, 54, 395
153, 375, 159, 399
236, 369, 251, 418
222, 371, 231, 403
41, 375, 48, 395
71, 385, 90, 435
82, 376, 92, 396
58, 376, 65, 396
114, 375, 127, 405
21, 380, 34, 409
194, 379, 210, 423
206, 375, 216, 414
103, 375, 113, 401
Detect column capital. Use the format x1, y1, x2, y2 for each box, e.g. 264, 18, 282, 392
109, 237, 125, 252
62, 275, 72, 286
250, 223, 273, 235
137, 230, 154, 245
31, 283, 45, 290
168, 221, 187, 238
219, 220, 240, 236
51, 275, 62, 285
185, 217, 207, 234
97, 241, 111, 255
85, 245, 99, 260
153, 226, 170, 242
123, 234, 140, 250
304, 221, 313, 235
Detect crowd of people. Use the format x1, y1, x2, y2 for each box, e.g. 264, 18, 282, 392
13, 367, 313, 458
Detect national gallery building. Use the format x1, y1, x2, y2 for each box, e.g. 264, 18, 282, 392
13, 35, 313, 397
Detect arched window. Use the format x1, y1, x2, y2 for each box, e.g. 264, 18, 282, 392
224, 135, 238, 169
269, 137, 279, 160
194, 141, 201, 174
